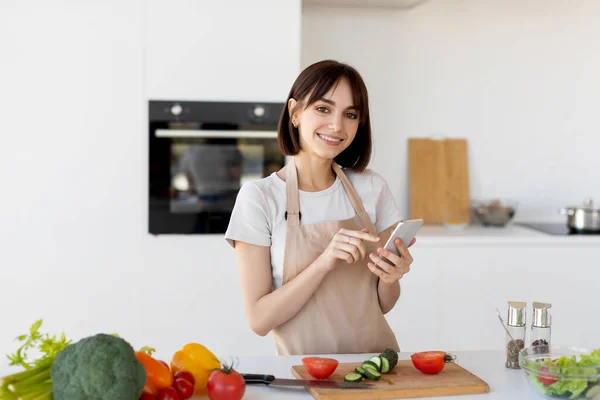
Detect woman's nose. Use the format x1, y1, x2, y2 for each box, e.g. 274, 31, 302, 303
328, 115, 342, 132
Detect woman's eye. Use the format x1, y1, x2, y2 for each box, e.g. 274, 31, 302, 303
346, 112, 357, 119
316, 106, 329, 113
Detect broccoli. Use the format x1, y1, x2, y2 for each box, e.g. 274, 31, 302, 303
51, 333, 146, 400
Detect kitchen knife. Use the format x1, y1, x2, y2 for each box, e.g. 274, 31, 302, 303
241, 373, 375, 389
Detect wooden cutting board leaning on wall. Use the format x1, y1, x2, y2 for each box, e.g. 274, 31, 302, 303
407, 138, 471, 225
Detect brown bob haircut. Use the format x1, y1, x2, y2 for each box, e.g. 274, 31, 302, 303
277, 60, 372, 172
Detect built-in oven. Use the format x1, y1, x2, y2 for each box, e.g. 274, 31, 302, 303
149, 100, 286, 234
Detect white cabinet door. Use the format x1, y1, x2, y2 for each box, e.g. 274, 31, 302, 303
146, 0, 301, 102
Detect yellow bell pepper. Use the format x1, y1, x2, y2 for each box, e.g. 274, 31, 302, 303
170, 343, 221, 395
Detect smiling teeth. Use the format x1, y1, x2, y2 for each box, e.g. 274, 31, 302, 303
318, 134, 343, 142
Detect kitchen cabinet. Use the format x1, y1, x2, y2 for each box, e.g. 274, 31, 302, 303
145, 0, 301, 102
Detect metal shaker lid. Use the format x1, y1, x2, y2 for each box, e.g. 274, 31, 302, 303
532, 302, 552, 327
507, 301, 527, 326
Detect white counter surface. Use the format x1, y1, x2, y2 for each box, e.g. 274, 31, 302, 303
414, 224, 600, 246
0, 350, 543, 399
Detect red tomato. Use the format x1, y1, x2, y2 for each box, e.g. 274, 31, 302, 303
302, 357, 339, 379
173, 370, 196, 387
157, 387, 180, 400
173, 378, 194, 400
207, 367, 246, 400
139, 393, 156, 400
410, 351, 456, 375
538, 367, 558, 385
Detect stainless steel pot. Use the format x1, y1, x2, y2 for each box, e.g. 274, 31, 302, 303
559, 198, 600, 232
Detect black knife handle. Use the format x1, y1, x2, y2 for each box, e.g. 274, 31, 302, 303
241, 374, 275, 385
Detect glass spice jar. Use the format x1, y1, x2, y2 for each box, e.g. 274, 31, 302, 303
531, 302, 552, 354
505, 301, 526, 369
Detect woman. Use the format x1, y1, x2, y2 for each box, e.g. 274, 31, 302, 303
225, 60, 416, 355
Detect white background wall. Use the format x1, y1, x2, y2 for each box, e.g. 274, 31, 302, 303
1, 0, 599, 365
0, 0, 299, 361
302, 0, 600, 222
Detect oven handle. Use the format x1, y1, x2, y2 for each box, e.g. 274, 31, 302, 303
155, 129, 278, 139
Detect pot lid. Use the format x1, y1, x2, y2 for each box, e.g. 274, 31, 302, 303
566, 198, 599, 212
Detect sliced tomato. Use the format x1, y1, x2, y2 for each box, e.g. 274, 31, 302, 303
538, 367, 558, 385
302, 357, 339, 379
411, 351, 455, 375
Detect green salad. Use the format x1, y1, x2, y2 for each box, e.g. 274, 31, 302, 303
522, 349, 600, 399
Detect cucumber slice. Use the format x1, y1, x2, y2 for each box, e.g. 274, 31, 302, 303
344, 373, 363, 383
355, 366, 367, 377
380, 355, 390, 373
363, 367, 382, 381
381, 348, 399, 369
361, 361, 379, 371
368, 356, 383, 372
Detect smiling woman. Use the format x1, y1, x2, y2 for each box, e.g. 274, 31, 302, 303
224, 60, 417, 356
278, 60, 371, 172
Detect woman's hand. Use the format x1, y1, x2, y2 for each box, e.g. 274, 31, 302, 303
367, 237, 416, 284
315, 228, 380, 273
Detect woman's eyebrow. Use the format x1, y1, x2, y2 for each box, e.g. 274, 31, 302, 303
319, 97, 356, 110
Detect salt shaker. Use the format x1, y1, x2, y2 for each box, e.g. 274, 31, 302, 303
531, 302, 552, 353
505, 301, 526, 369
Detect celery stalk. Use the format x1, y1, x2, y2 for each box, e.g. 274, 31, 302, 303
7, 369, 50, 393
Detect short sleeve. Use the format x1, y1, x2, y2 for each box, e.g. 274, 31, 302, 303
371, 171, 403, 233
225, 182, 271, 248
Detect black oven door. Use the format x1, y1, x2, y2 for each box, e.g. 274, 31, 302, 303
149, 101, 285, 234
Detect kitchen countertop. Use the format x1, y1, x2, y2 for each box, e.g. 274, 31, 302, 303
414, 224, 600, 247
227, 350, 539, 399
0, 350, 539, 399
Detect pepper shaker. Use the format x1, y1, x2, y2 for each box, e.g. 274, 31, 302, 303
531, 302, 552, 353
505, 301, 526, 369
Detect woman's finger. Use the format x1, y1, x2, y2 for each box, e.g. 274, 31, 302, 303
395, 239, 414, 263
335, 242, 361, 263
332, 248, 355, 264
367, 262, 386, 279
375, 247, 402, 267
338, 228, 380, 243
369, 253, 395, 274
335, 236, 367, 260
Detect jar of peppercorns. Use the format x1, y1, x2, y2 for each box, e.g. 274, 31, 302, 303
505, 301, 526, 369
530, 302, 552, 354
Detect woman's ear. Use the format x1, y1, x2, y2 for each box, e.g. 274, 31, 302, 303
288, 98, 298, 127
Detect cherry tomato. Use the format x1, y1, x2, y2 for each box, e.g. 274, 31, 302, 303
207, 366, 246, 400
139, 393, 156, 400
538, 367, 558, 385
410, 351, 456, 374
173, 378, 194, 400
157, 387, 180, 400
173, 370, 196, 387
301, 357, 339, 379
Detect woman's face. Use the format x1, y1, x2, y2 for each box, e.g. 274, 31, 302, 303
289, 78, 360, 161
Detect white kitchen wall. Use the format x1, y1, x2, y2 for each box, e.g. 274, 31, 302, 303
0, 0, 299, 362
302, 0, 600, 222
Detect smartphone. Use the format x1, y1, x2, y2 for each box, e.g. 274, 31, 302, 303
380, 218, 424, 261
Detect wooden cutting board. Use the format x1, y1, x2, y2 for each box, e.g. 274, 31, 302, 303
407, 138, 471, 225
291, 360, 489, 400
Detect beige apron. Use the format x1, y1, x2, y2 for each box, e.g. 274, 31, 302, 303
271, 157, 400, 355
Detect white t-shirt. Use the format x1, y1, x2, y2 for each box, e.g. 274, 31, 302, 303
224, 169, 403, 289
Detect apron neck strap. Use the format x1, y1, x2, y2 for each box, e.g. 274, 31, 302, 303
285, 158, 367, 227
285, 157, 301, 226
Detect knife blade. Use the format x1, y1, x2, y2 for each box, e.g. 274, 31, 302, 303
241, 373, 375, 389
